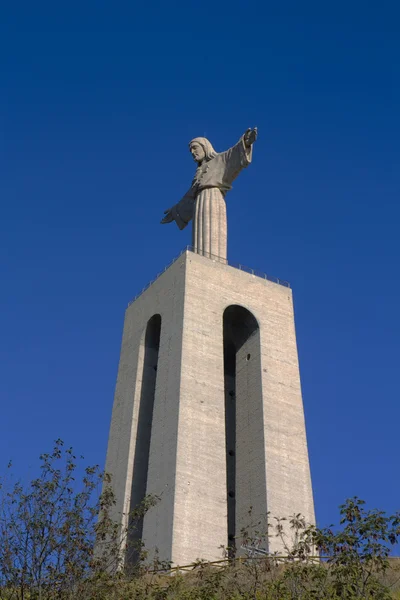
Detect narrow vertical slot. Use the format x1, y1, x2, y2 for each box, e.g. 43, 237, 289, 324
127, 314, 161, 565
223, 305, 263, 556
224, 340, 236, 557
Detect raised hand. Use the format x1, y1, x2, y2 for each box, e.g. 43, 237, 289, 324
161, 208, 174, 224
243, 127, 258, 148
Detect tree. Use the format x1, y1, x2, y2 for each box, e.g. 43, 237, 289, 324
1, 441, 399, 600
268, 497, 400, 599
0, 439, 158, 600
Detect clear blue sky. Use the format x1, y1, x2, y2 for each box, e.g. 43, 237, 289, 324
1, 1, 399, 529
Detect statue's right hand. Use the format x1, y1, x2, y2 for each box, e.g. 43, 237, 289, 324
244, 127, 258, 148
161, 208, 174, 224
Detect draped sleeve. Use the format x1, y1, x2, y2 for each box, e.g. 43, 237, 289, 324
170, 187, 196, 230
220, 136, 253, 186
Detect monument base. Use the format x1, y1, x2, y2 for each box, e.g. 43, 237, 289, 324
105, 249, 315, 566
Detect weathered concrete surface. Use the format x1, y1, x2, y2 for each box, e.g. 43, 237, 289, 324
104, 250, 315, 566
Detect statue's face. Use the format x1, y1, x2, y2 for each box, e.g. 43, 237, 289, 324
189, 142, 205, 163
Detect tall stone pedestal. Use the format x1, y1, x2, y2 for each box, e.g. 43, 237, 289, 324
105, 249, 315, 566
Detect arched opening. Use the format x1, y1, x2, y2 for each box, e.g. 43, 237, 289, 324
223, 305, 265, 556
127, 314, 161, 565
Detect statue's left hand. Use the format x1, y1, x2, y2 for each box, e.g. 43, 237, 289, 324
244, 127, 258, 148
161, 208, 174, 224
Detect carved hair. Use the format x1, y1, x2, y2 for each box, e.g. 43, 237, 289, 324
189, 137, 217, 161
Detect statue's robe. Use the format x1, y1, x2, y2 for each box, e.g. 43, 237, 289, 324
170, 136, 253, 261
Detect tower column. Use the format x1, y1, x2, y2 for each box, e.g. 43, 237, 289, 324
104, 250, 315, 566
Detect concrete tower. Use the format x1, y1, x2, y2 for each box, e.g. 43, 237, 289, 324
104, 248, 315, 566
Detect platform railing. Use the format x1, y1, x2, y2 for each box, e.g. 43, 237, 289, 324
127, 246, 290, 307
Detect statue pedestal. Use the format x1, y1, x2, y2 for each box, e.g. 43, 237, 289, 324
105, 249, 315, 566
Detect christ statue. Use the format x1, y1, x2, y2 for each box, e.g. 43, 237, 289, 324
161, 128, 257, 262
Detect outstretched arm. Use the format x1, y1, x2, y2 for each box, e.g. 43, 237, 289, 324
221, 127, 258, 183
160, 188, 196, 230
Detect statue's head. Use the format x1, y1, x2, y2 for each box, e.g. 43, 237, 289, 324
189, 137, 217, 164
